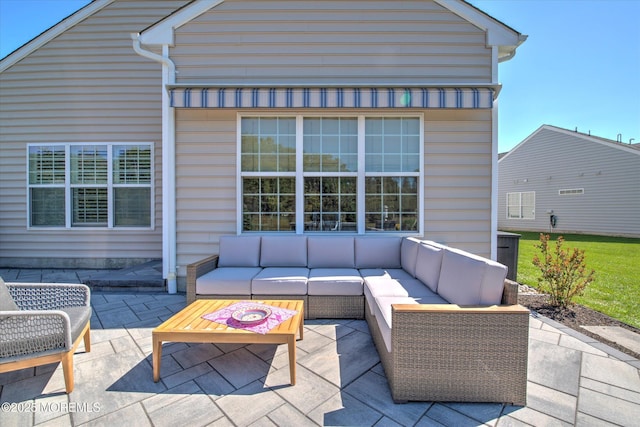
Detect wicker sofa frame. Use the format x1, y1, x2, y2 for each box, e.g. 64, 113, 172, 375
0, 282, 92, 393
186, 240, 529, 405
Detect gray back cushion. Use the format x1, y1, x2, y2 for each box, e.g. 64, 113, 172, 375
414, 242, 444, 292
218, 235, 262, 267
308, 236, 355, 268
260, 235, 308, 267
0, 277, 19, 311
437, 247, 507, 305
400, 237, 421, 277
355, 237, 402, 269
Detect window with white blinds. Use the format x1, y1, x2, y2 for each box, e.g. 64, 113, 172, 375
28, 143, 153, 228
506, 191, 535, 219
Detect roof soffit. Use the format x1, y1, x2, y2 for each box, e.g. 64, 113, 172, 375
138, 0, 225, 45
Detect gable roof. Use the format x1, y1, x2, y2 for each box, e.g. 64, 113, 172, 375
137, 0, 525, 62
499, 124, 640, 163
0, 0, 115, 73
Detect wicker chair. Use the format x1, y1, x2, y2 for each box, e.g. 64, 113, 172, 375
0, 278, 92, 393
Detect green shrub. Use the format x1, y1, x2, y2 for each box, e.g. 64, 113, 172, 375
532, 233, 596, 307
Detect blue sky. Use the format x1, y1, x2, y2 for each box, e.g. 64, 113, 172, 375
1, 0, 638, 152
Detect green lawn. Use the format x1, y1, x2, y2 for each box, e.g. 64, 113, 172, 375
512, 231, 640, 329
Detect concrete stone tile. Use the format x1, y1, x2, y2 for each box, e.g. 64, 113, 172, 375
576, 412, 620, 426
298, 341, 341, 387
306, 322, 355, 341
528, 316, 544, 330
128, 305, 172, 321
0, 366, 37, 384
266, 365, 339, 414
208, 348, 270, 389
296, 329, 335, 354
161, 362, 214, 390
558, 334, 608, 356
263, 403, 318, 427
90, 294, 108, 306
142, 380, 201, 413
578, 387, 640, 426
0, 407, 33, 427
0, 268, 19, 280
70, 348, 166, 425
525, 382, 576, 424
414, 414, 446, 427
346, 319, 370, 334
205, 416, 235, 427
213, 343, 247, 354
581, 352, 640, 391
89, 328, 129, 345
246, 343, 280, 362
110, 334, 144, 356
75, 402, 152, 427
152, 354, 184, 380
36, 414, 73, 427
527, 340, 581, 396
193, 370, 236, 398
147, 392, 223, 427
373, 416, 404, 427
96, 307, 139, 328
172, 343, 224, 369
344, 370, 429, 426
73, 340, 115, 365
422, 403, 490, 426
91, 300, 128, 313
580, 377, 640, 404
443, 402, 503, 425
215, 380, 286, 426
248, 416, 278, 427
500, 406, 572, 427
31, 394, 69, 425
307, 392, 383, 426
528, 327, 561, 345
1, 370, 59, 402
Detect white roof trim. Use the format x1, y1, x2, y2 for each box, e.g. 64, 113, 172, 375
0, 0, 115, 73
433, 0, 526, 61
499, 124, 640, 163
139, 0, 225, 46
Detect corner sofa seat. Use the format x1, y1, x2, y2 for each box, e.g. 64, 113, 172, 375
186, 234, 529, 405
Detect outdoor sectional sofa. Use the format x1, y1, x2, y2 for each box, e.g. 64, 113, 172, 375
187, 235, 529, 405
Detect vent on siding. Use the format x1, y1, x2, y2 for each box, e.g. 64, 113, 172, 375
559, 188, 584, 196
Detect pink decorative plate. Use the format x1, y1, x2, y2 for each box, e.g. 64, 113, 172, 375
231, 305, 272, 324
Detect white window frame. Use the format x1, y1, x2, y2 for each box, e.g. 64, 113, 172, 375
26, 142, 155, 230
236, 113, 424, 235
506, 191, 535, 220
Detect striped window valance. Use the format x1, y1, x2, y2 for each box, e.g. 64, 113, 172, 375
168, 87, 494, 109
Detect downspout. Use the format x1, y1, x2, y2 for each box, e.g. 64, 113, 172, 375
131, 33, 178, 293
490, 46, 499, 261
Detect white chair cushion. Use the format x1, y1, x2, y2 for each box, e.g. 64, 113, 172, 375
359, 269, 391, 280
218, 235, 262, 267
196, 267, 262, 295
251, 267, 309, 295
396, 278, 449, 304
355, 237, 402, 269
307, 236, 355, 268
400, 237, 421, 277
307, 268, 363, 296
260, 236, 308, 267
363, 277, 408, 314
373, 296, 419, 353
414, 242, 445, 292
437, 247, 506, 305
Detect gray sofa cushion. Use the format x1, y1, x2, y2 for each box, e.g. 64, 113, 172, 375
308, 236, 355, 268
0, 277, 19, 312
260, 236, 308, 267
437, 247, 507, 305
400, 237, 421, 277
218, 235, 262, 267
372, 296, 419, 353
251, 267, 309, 295
307, 268, 363, 296
396, 278, 449, 304
196, 267, 262, 295
414, 242, 445, 292
355, 237, 402, 269
363, 277, 408, 314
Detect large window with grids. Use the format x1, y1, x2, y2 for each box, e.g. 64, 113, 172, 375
239, 115, 422, 233
27, 143, 153, 228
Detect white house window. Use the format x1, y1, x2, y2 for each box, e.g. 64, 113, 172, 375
559, 188, 584, 195
239, 115, 423, 233
28, 143, 153, 228
506, 191, 535, 219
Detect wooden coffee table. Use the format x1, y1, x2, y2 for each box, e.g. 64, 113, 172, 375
152, 299, 304, 385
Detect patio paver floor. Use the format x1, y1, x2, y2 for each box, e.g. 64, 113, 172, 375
1, 291, 639, 426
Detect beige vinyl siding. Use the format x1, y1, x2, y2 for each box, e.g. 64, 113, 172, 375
175, 108, 494, 270
172, 0, 491, 85
424, 110, 493, 257
0, 0, 189, 268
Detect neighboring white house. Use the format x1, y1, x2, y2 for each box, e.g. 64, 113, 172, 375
498, 125, 640, 237
0, 0, 525, 291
